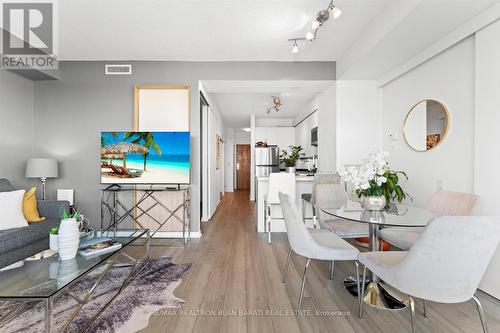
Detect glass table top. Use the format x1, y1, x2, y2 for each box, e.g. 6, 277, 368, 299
0, 229, 147, 299
319, 200, 436, 227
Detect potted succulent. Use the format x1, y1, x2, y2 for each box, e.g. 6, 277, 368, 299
338, 151, 410, 211
57, 209, 81, 260
280, 145, 303, 173
49, 226, 59, 252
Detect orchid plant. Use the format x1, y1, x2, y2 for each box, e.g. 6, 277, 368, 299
338, 151, 410, 204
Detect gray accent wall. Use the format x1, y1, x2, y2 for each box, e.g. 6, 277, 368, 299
0, 70, 34, 189
33, 61, 336, 231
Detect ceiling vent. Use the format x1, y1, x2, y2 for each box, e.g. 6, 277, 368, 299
105, 64, 132, 75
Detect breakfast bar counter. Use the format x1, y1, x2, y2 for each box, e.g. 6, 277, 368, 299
255, 174, 314, 232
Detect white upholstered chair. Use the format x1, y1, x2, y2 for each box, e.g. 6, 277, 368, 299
301, 173, 341, 227
279, 192, 360, 311
264, 173, 296, 244
380, 191, 477, 250
358, 216, 500, 333
316, 183, 369, 239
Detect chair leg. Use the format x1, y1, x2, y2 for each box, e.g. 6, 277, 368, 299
282, 247, 292, 283
329, 260, 335, 280
268, 218, 271, 244
422, 299, 427, 318
298, 258, 311, 311
409, 296, 416, 333
355, 261, 361, 314
312, 205, 317, 228
302, 199, 306, 223
472, 294, 489, 333
359, 265, 367, 319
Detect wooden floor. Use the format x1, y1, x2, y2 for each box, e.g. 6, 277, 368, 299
139, 191, 500, 333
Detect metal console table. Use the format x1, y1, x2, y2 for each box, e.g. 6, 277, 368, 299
101, 184, 191, 245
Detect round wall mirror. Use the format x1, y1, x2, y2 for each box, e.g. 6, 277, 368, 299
403, 99, 450, 152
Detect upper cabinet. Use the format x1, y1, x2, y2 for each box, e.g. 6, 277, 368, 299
255, 126, 295, 153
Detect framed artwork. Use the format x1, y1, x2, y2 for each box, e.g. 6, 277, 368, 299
216, 134, 221, 170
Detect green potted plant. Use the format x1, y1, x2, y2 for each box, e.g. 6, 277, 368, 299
49, 226, 59, 252
280, 145, 303, 173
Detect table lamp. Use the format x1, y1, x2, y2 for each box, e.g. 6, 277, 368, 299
26, 158, 58, 200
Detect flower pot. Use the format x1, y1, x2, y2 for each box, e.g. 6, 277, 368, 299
49, 234, 58, 252
57, 218, 80, 260
286, 166, 296, 173
361, 196, 386, 211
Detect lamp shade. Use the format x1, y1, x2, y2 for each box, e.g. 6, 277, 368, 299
26, 158, 59, 178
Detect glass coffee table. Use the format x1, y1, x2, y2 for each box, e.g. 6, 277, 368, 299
0, 229, 150, 332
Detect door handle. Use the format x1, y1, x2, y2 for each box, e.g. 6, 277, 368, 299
236, 163, 240, 170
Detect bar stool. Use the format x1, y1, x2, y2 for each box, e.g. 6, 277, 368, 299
264, 173, 296, 244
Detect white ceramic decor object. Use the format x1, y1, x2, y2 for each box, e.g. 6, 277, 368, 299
57, 218, 79, 260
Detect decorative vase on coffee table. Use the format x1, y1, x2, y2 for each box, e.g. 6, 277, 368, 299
58, 218, 79, 260
361, 195, 386, 211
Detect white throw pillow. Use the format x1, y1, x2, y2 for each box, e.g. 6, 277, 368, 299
0, 190, 28, 230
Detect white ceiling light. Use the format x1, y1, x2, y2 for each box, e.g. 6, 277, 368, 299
329, 6, 342, 19
288, 1, 341, 52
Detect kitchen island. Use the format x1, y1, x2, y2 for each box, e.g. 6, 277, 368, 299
255, 174, 314, 233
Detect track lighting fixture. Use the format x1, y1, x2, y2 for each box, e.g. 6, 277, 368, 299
288, 0, 341, 52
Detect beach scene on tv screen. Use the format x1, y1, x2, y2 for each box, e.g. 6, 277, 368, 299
101, 132, 190, 184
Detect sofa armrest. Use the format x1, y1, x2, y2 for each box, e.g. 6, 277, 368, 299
37, 200, 70, 220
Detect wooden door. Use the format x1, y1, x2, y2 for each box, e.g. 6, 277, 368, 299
236, 144, 251, 190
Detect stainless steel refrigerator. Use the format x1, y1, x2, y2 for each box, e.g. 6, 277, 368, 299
255, 145, 280, 177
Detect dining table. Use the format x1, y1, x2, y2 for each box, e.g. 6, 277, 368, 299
320, 201, 436, 310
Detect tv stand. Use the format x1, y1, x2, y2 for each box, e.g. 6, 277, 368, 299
100, 184, 191, 245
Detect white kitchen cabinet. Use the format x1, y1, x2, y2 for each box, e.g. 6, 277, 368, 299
255, 126, 295, 153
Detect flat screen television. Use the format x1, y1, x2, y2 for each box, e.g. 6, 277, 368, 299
100, 131, 190, 184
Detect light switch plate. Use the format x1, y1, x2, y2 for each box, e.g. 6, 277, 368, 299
437, 179, 446, 192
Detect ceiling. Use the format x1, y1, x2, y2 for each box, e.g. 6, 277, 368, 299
57, 0, 500, 80
203, 80, 334, 128
58, 0, 391, 61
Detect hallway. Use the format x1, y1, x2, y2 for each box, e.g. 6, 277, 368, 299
141, 191, 500, 333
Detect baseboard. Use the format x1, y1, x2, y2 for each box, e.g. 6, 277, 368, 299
477, 289, 500, 303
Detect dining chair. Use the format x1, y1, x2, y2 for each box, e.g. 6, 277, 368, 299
314, 182, 369, 278
279, 192, 360, 311
301, 173, 341, 227
264, 173, 296, 244
357, 216, 500, 333
380, 191, 478, 250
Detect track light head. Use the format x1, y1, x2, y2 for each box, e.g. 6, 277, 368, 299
306, 32, 315, 41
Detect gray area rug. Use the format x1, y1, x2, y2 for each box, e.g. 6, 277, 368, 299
1, 256, 191, 333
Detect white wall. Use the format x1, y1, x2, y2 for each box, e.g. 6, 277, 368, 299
294, 110, 318, 159
317, 84, 337, 172
380, 31, 500, 298
200, 86, 226, 220
474, 19, 500, 298
0, 71, 35, 189
382, 37, 475, 209
336, 80, 382, 169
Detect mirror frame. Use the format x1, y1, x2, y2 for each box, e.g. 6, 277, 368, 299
403, 99, 450, 152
